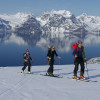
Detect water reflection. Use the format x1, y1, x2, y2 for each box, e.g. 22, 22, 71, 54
4, 33, 27, 45
84, 34, 100, 46
37, 33, 100, 52
0, 32, 100, 53
0, 32, 100, 66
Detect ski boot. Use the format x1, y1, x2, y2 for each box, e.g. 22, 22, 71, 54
47, 72, 54, 76
73, 75, 79, 79
21, 70, 24, 73
80, 75, 85, 80
28, 71, 31, 74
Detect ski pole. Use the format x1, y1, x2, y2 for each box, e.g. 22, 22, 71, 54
59, 58, 61, 65
47, 59, 50, 65
85, 61, 90, 79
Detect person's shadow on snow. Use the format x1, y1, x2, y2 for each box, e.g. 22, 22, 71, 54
59, 69, 96, 76
31, 69, 62, 74
89, 74, 100, 79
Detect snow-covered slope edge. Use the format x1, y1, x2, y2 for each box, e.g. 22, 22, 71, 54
87, 57, 100, 64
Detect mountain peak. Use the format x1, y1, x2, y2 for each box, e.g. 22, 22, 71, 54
51, 10, 72, 16
42, 10, 73, 18
81, 13, 88, 16
15, 12, 34, 18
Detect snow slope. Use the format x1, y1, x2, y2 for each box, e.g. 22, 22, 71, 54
0, 64, 99, 100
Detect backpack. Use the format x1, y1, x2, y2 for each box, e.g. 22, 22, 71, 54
72, 43, 84, 55
23, 53, 26, 59
72, 43, 78, 51
48, 47, 51, 51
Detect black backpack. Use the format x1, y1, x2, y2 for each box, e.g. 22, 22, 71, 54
23, 53, 26, 59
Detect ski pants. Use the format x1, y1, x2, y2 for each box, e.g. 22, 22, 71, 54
22, 62, 31, 72
47, 59, 54, 74
74, 57, 85, 76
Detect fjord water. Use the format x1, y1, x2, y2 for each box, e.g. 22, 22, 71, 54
0, 33, 100, 67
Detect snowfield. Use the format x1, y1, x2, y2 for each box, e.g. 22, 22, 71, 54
0, 64, 100, 100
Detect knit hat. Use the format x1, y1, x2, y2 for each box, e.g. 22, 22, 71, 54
78, 40, 83, 44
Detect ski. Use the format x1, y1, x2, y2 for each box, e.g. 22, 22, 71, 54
67, 77, 89, 82
67, 77, 97, 82
78, 77, 97, 82
82, 78, 97, 82
18, 72, 38, 75
40, 73, 63, 78
78, 78, 97, 82
67, 77, 81, 81
23, 73, 38, 75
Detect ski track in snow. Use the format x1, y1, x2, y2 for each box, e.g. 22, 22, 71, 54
0, 64, 100, 100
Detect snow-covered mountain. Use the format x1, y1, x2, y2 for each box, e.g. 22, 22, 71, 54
37, 10, 85, 39
0, 12, 33, 29
0, 10, 100, 35
14, 17, 42, 46
77, 13, 100, 33
0, 10, 100, 46
36, 10, 87, 51
0, 12, 42, 45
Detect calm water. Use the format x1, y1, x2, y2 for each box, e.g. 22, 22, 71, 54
0, 34, 100, 66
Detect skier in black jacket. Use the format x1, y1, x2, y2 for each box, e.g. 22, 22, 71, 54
47, 45, 61, 76
22, 49, 33, 73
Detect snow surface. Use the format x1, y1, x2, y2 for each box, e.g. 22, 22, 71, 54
0, 64, 100, 100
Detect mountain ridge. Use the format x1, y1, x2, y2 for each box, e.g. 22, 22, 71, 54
0, 10, 100, 34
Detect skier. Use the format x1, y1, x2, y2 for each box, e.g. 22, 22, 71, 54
22, 49, 33, 73
47, 45, 61, 76
73, 41, 87, 79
